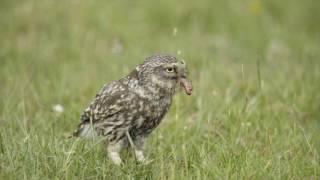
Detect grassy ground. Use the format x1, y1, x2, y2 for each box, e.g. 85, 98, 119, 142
1, 0, 320, 179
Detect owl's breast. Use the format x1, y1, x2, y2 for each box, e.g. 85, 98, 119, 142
130, 96, 172, 137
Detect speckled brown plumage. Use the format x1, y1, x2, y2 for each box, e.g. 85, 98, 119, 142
72, 54, 192, 165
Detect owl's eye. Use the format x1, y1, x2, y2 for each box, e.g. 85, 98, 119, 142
166, 67, 174, 73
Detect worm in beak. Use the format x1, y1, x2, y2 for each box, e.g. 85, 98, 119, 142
179, 78, 192, 95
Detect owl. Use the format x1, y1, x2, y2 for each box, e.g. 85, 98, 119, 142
72, 54, 192, 165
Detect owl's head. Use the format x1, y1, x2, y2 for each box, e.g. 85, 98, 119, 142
137, 54, 192, 96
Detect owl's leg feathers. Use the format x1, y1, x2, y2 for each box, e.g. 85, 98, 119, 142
133, 136, 146, 163
107, 140, 124, 165
135, 149, 145, 163
125, 132, 146, 163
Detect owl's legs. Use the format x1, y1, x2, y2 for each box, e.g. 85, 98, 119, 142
133, 136, 146, 162
107, 139, 125, 165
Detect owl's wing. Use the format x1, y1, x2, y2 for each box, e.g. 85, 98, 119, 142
80, 81, 132, 124
73, 81, 139, 137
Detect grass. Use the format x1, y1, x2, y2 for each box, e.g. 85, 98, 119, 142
0, 0, 320, 179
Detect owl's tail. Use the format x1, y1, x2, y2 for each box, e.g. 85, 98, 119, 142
68, 108, 98, 138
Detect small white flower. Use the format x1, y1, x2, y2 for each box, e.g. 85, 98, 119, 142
111, 38, 123, 54
173, 27, 178, 36
158, 134, 163, 140
53, 104, 64, 113
182, 144, 186, 150
177, 50, 182, 55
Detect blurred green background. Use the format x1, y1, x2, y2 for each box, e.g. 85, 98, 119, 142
0, 0, 319, 179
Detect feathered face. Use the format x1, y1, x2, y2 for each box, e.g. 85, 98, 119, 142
138, 54, 192, 96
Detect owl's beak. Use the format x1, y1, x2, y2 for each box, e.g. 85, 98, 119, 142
179, 78, 192, 95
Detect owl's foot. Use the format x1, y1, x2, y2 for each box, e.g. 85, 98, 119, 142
108, 151, 122, 165
107, 141, 124, 165
135, 149, 146, 163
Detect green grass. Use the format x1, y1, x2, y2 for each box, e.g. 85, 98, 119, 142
1, 0, 320, 179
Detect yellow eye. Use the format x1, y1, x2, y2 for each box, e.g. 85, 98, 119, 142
166, 67, 174, 73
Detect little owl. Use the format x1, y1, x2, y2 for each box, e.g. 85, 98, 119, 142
72, 54, 192, 165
